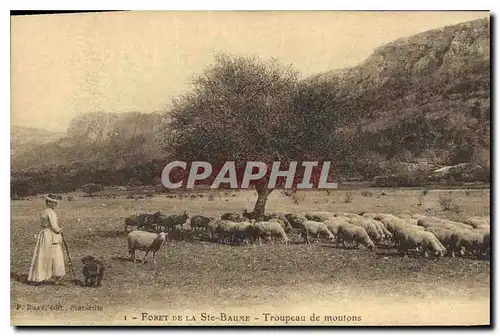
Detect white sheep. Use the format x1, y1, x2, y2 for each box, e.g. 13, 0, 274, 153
323, 217, 352, 236
304, 212, 336, 222
398, 229, 446, 257
298, 220, 335, 244
253, 221, 290, 245
128, 230, 167, 264
369, 219, 392, 240
346, 217, 382, 243
336, 224, 375, 251
449, 229, 487, 257
462, 216, 490, 229
425, 226, 466, 257
417, 217, 473, 231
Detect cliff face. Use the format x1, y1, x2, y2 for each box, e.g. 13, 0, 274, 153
65, 112, 163, 145
307, 17, 490, 166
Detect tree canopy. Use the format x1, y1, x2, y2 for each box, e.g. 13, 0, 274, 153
160, 53, 348, 217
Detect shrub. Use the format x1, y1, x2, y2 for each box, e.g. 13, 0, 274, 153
437, 193, 460, 212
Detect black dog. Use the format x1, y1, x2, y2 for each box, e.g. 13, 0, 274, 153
81, 256, 104, 287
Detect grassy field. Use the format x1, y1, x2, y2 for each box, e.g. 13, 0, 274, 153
10, 188, 491, 326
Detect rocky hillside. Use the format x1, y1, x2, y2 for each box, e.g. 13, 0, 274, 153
11, 126, 64, 158
11, 112, 165, 171
307, 17, 490, 171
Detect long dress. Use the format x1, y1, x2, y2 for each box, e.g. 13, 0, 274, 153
27, 207, 66, 282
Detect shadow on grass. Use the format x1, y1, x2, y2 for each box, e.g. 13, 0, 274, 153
111, 256, 134, 263
10, 272, 86, 287
84, 230, 126, 239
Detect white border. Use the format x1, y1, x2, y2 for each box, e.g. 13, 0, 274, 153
3, 1, 498, 335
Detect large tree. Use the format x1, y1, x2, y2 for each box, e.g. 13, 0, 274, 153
162, 54, 342, 218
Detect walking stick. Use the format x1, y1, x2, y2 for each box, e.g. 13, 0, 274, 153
61, 233, 76, 282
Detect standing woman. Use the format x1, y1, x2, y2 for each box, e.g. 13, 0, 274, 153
28, 194, 66, 285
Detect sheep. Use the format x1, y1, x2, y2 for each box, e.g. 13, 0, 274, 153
284, 213, 308, 229
336, 224, 375, 251
206, 219, 223, 239
398, 229, 446, 258
124, 213, 157, 232
369, 219, 392, 240
233, 221, 255, 244
153, 211, 189, 232
253, 221, 290, 245
346, 217, 382, 243
417, 217, 474, 231
263, 214, 293, 232
304, 211, 335, 222
221, 212, 247, 222
323, 218, 352, 238
448, 230, 487, 258
379, 216, 409, 234
214, 220, 239, 244
127, 230, 167, 264
297, 220, 335, 244
462, 216, 490, 229
359, 212, 380, 219
266, 216, 293, 233
425, 227, 466, 257
333, 212, 363, 219
190, 215, 214, 231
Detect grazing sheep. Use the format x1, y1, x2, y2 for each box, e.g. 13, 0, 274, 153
153, 211, 189, 232
398, 229, 446, 258
379, 216, 409, 234
284, 214, 308, 229
448, 230, 486, 258
81, 255, 104, 287
333, 212, 363, 219
336, 224, 375, 251
213, 220, 245, 244
253, 221, 290, 245
346, 217, 382, 243
417, 217, 473, 231
190, 215, 214, 231
323, 217, 352, 236
425, 227, 465, 257
298, 220, 335, 244
206, 219, 223, 239
265, 215, 293, 233
304, 212, 335, 222
462, 216, 490, 229
127, 230, 167, 264
369, 219, 392, 240
124, 213, 156, 232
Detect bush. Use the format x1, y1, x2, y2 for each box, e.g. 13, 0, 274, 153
437, 193, 459, 212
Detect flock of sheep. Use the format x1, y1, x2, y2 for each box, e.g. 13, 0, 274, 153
123, 209, 490, 263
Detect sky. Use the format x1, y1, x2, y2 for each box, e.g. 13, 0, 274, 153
11, 11, 489, 132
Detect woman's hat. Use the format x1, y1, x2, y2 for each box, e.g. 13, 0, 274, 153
45, 194, 60, 203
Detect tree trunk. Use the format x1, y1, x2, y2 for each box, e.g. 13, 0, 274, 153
252, 187, 273, 220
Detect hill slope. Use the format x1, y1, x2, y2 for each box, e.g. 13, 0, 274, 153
11, 112, 165, 171
307, 17, 490, 172
11, 126, 64, 158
